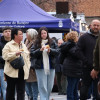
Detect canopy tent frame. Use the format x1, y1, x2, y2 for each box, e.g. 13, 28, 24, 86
0, 0, 79, 32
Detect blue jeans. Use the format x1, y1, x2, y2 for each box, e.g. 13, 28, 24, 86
35, 69, 55, 100
0, 69, 7, 100
88, 82, 95, 99
67, 76, 80, 100
25, 82, 38, 100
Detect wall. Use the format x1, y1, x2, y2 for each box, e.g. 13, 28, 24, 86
33, 0, 100, 17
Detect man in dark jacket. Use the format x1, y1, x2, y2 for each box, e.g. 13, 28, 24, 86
91, 23, 100, 94
77, 19, 100, 100
91, 34, 100, 79
55, 39, 67, 95
0, 27, 11, 100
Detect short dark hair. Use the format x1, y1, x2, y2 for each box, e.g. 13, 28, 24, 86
51, 37, 58, 43
2, 27, 12, 32
11, 28, 23, 40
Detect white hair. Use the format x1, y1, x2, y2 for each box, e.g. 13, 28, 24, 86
26, 28, 38, 40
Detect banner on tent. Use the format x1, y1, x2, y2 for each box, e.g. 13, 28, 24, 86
0, 21, 64, 28
0, 21, 29, 28
0, 21, 79, 32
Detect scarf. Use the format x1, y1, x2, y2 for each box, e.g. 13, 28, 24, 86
41, 39, 50, 75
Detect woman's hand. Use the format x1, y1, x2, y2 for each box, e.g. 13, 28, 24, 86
16, 51, 22, 56
47, 48, 50, 53
40, 45, 50, 53
40, 46, 45, 51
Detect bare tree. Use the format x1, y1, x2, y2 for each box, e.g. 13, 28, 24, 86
31, 0, 55, 11
30, 0, 88, 12
31, 0, 48, 5
66, 0, 88, 12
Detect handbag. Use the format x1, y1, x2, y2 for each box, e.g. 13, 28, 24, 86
10, 56, 24, 69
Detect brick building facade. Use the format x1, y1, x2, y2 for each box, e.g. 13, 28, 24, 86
31, 0, 100, 28
68, 0, 100, 17
32, 0, 100, 17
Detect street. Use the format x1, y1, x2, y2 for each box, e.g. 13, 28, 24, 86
24, 93, 93, 100
2, 92, 93, 100
24, 93, 66, 100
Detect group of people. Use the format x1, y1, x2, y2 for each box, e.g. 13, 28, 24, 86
0, 19, 100, 100
0, 27, 58, 100
63, 19, 100, 100
51, 19, 100, 100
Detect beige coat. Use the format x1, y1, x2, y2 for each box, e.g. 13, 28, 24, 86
2, 40, 30, 80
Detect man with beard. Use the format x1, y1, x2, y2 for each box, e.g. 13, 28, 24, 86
77, 19, 100, 100
91, 21, 100, 94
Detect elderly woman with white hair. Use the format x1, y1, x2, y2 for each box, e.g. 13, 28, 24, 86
25, 29, 38, 100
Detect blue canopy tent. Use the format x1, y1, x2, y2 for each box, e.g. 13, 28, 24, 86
0, 0, 79, 32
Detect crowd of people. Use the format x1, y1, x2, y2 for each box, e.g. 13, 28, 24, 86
0, 19, 100, 100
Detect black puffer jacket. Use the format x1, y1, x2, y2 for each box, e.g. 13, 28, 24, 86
60, 40, 83, 78
30, 40, 58, 69
0, 36, 9, 69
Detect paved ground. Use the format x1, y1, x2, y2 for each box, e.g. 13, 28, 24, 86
24, 92, 66, 100
24, 93, 93, 100
1, 92, 93, 100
